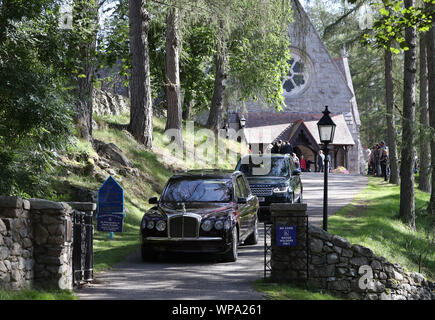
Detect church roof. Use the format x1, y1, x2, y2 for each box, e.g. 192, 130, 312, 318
242, 113, 355, 146
304, 114, 355, 146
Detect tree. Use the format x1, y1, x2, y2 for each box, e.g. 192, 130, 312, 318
73, 0, 99, 141
418, 30, 431, 192
205, 0, 293, 131
206, 20, 227, 131
385, 44, 400, 185
427, 0, 435, 215
128, 0, 153, 148
399, 0, 417, 229
0, 0, 72, 196
180, 22, 215, 120
164, 5, 183, 147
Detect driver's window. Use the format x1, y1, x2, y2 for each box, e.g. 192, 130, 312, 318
288, 157, 296, 172
236, 176, 248, 198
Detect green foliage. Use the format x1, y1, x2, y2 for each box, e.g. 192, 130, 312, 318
226, 0, 293, 110
0, 289, 76, 300
362, 0, 434, 52
180, 22, 216, 114
254, 279, 341, 300
0, 9, 73, 197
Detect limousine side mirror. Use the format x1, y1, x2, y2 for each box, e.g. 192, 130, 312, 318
237, 197, 247, 204
292, 169, 301, 176
148, 197, 158, 204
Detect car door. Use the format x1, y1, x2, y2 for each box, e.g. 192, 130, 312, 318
242, 174, 258, 228
235, 175, 252, 240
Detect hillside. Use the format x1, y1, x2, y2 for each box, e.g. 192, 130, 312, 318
47, 112, 248, 271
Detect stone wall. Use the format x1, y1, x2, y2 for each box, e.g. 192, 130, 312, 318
0, 197, 33, 290
270, 203, 435, 300
0, 196, 93, 291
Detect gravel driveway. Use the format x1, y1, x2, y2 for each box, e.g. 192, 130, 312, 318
75, 172, 368, 300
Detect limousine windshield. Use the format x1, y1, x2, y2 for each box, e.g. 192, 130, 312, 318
161, 178, 233, 202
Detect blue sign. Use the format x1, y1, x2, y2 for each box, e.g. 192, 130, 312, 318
276, 226, 297, 246
98, 176, 124, 214
97, 213, 124, 233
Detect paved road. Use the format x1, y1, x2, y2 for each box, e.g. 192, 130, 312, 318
302, 172, 369, 226
76, 172, 368, 300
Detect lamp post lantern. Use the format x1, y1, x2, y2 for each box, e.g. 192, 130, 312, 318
239, 115, 246, 128
317, 106, 336, 231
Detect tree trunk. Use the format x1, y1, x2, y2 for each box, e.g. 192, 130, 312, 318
164, 6, 183, 147
427, 1, 435, 215
74, 0, 98, 141
76, 53, 94, 141
128, 0, 153, 149
418, 33, 431, 193
182, 98, 192, 121
206, 52, 226, 131
384, 47, 400, 185
399, 0, 417, 229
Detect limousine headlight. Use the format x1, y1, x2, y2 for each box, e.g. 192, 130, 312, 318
147, 220, 155, 229
214, 220, 224, 230
273, 186, 289, 193
201, 219, 213, 232
156, 220, 167, 232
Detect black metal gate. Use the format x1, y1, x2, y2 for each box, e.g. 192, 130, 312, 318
264, 221, 273, 278
72, 210, 94, 286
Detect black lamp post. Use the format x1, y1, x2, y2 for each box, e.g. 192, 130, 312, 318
317, 106, 336, 231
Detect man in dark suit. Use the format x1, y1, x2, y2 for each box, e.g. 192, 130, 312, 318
280, 141, 293, 154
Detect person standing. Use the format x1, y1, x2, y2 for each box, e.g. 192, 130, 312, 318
374, 144, 380, 176
292, 153, 300, 169
318, 150, 325, 172
271, 142, 279, 153
277, 140, 283, 153
379, 141, 388, 181
327, 153, 331, 172
281, 141, 293, 154
300, 155, 307, 172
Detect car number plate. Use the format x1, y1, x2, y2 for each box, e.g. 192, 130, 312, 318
257, 197, 265, 202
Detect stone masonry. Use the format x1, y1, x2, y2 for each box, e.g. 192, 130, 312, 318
0, 196, 94, 291
270, 203, 435, 300
0, 197, 33, 290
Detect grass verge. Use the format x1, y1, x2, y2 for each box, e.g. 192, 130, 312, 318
0, 289, 76, 300
254, 279, 340, 300
328, 176, 434, 281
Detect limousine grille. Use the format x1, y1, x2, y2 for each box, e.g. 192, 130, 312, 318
250, 185, 273, 196
169, 215, 199, 238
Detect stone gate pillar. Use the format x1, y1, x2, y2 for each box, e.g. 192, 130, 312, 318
270, 203, 308, 285
30, 199, 74, 290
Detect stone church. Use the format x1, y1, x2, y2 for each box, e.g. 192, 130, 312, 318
227, 0, 364, 174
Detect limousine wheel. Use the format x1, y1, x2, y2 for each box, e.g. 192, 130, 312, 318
223, 227, 238, 262
244, 216, 258, 245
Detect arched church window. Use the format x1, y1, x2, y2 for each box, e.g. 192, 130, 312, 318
282, 50, 313, 97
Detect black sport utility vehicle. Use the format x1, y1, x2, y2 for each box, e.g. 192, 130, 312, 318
235, 154, 303, 222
